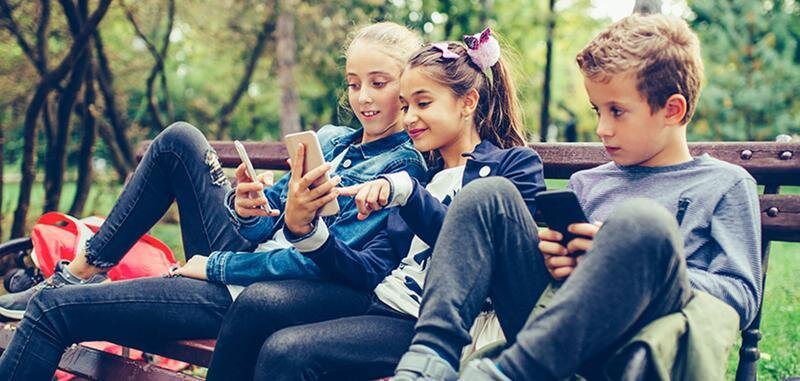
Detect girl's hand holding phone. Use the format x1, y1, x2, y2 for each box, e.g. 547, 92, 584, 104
538, 222, 601, 280
233, 164, 280, 218
338, 179, 392, 221
284, 143, 342, 235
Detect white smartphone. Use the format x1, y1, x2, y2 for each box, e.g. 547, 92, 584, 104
234, 140, 278, 213
284, 131, 340, 216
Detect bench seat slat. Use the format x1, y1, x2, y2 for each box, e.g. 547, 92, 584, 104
0, 326, 202, 380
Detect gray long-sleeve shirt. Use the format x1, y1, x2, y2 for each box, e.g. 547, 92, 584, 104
568, 154, 762, 328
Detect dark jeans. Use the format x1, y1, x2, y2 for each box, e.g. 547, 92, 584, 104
83, 121, 254, 268
0, 277, 233, 380
412, 177, 691, 380
206, 279, 416, 381
0, 122, 256, 380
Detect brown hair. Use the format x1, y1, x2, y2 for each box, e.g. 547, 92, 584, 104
406, 42, 526, 149
576, 14, 704, 124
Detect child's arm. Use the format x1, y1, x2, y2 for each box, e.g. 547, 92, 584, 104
341, 147, 546, 247
287, 211, 414, 290
225, 172, 287, 243
686, 178, 762, 328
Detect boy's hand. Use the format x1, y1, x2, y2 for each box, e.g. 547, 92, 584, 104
538, 222, 602, 280
233, 164, 279, 218
338, 179, 392, 220
171, 255, 208, 280
284, 143, 341, 236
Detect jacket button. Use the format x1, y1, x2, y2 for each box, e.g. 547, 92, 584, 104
479, 165, 491, 177
342, 159, 352, 168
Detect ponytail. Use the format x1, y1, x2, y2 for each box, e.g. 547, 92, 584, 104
406, 31, 526, 149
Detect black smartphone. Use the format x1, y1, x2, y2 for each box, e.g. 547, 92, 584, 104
534, 189, 589, 245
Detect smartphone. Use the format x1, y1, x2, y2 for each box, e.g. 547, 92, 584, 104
534, 189, 589, 245
234, 140, 278, 213
284, 131, 340, 216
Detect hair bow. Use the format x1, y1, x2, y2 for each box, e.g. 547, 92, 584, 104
463, 28, 500, 71
432, 42, 459, 59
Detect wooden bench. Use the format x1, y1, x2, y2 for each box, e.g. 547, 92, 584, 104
1, 139, 798, 380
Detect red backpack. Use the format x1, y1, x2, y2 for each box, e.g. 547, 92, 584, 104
29, 212, 177, 280
28, 212, 188, 379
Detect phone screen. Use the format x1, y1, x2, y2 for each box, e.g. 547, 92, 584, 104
534, 190, 589, 245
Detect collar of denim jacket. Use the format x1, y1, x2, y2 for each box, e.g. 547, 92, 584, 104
333, 128, 411, 159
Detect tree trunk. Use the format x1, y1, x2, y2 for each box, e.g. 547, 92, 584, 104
71, 57, 96, 216
94, 30, 136, 172
216, 7, 276, 139
70, 0, 96, 216
634, 0, 662, 14
276, 2, 301, 137
0, 109, 4, 240
44, 0, 90, 212
539, 0, 556, 142
160, 0, 175, 122
11, 0, 112, 238
480, 0, 493, 26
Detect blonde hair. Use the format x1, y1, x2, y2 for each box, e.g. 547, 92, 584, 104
576, 14, 704, 124
346, 22, 423, 64
338, 22, 423, 122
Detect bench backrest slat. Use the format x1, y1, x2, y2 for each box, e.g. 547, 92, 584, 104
135, 140, 800, 243
137, 141, 799, 184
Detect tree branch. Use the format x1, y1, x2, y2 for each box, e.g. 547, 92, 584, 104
216, 6, 277, 139
11, 0, 112, 237
121, 0, 174, 131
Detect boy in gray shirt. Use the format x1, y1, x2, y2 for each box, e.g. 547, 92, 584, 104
392, 14, 761, 381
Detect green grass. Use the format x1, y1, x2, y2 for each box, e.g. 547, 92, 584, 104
1, 180, 798, 379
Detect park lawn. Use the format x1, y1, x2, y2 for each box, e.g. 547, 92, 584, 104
1, 180, 799, 379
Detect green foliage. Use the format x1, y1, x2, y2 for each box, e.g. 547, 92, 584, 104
689, 0, 800, 140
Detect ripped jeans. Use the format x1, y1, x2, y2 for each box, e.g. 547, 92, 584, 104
84, 121, 255, 268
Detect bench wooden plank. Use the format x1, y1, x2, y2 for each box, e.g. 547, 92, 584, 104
135, 339, 215, 368
761, 194, 800, 242
0, 325, 202, 381
135, 141, 800, 185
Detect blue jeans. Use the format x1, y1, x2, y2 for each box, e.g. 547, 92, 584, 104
0, 122, 261, 380
0, 277, 232, 380
83, 121, 255, 267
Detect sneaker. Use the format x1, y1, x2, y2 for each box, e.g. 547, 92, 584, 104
0, 260, 107, 320
392, 345, 458, 381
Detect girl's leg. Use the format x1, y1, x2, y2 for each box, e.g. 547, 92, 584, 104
411, 177, 551, 367
253, 314, 416, 381
206, 279, 373, 381
0, 276, 232, 381
81, 121, 254, 273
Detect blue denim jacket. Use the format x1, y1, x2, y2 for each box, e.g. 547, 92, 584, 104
205, 124, 427, 285
292, 140, 547, 290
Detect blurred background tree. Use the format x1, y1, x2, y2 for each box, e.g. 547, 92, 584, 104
1, 0, 799, 231
1, 2, 799, 377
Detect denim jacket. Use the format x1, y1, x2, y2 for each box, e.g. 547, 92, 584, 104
205, 124, 427, 285
287, 140, 546, 290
